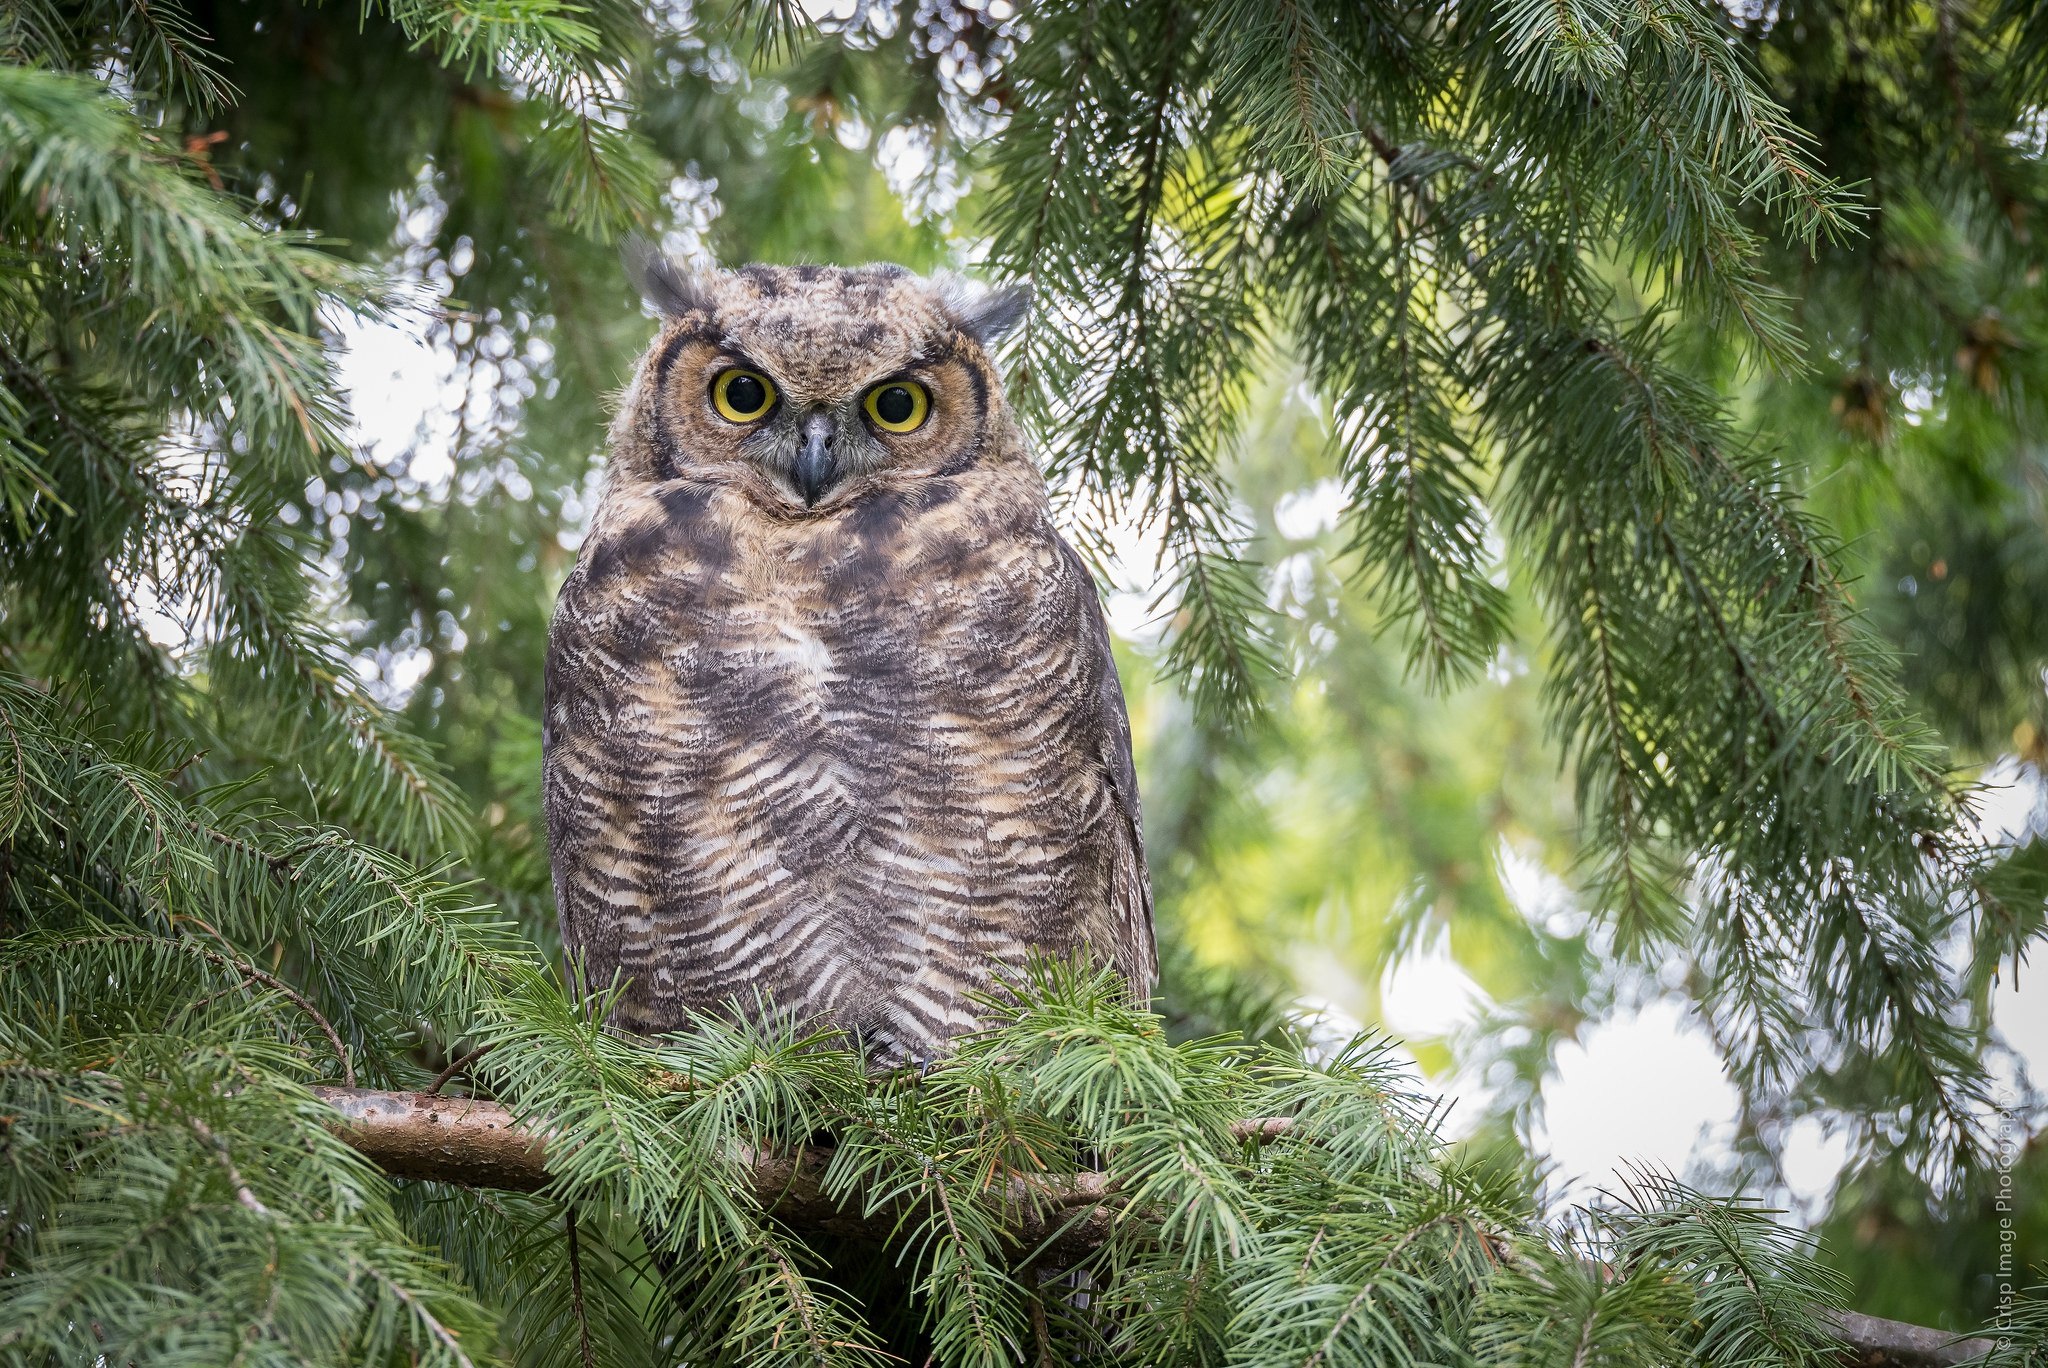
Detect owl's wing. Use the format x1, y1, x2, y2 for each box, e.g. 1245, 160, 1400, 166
1063, 540, 1158, 998
540, 562, 619, 1016
542, 553, 664, 1031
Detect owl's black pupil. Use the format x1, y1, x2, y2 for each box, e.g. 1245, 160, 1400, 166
724, 374, 766, 414
876, 386, 916, 425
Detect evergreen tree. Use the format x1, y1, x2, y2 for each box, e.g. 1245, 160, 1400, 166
1, 0, 2043, 1362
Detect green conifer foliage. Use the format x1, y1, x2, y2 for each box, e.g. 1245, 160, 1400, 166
1, 0, 2044, 1360
973, 0, 2033, 1179
0, 671, 1855, 1362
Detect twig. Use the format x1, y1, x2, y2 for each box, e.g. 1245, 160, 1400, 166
185, 1115, 273, 1217
97, 930, 355, 1086
359, 1261, 480, 1368
1824, 1311, 1996, 1368
426, 1041, 498, 1097
566, 1206, 596, 1368
1029, 1287, 1056, 1368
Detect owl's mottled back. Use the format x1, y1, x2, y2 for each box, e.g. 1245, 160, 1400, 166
542, 255, 1153, 1065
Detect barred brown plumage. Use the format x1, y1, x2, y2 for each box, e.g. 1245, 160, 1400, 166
542, 253, 1155, 1065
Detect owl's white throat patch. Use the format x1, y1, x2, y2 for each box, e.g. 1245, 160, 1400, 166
768, 623, 836, 689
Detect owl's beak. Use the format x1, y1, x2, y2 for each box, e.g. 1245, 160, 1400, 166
794, 412, 836, 506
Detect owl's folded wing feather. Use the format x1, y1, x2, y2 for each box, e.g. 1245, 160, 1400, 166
1062, 541, 1158, 999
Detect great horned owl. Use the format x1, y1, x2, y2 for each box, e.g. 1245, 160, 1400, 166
541, 252, 1155, 1065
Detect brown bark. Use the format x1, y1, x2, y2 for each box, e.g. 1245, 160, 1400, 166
1824, 1311, 1997, 1368
310, 1086, 1117, 1263
311, 1087, 2005, 1368
315, 1087, 550, 1191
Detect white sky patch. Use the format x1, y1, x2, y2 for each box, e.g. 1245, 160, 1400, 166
329, 308, 460, 487
1285, 994, 1369, 1061
1265, 551, 1319, 616
1972, 755, 2046, 845
876, 122, 970, 221
1379, 925, 1489, 1042
1364, 926, 1496, 1140
126, 576, 202, 654
1103, 595, 1163, 644
660, 173, 724, 271
1498, 839, 1589, 940
1968, 757, 2048, 1095
353, 642, 437, 710
1283, 991, 1478, 1136
1531, 998, 1742, 1205
1273, 477, 1346, 541
1995, 968, 2048, 1096
1778, 1114, 1854, 1221
1093, 496, 1173, 646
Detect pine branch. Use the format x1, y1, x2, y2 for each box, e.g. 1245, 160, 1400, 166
310, 1086, 1122, 1267
1824, 1313, 1996, 1368
306, 1083, 1998, 1368
91, 930, 356, 1086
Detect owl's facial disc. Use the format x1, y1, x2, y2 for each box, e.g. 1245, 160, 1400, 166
657, 344, 959, 508
631, 262, 1031, 508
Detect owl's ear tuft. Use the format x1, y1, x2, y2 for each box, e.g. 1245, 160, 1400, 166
623, 236, 713, 318
951, 280, 1033, 347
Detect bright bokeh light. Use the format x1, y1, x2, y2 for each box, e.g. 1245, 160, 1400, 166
330, 310, 458, 487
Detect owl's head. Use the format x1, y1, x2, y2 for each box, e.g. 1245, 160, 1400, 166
609, 246, 1031, 511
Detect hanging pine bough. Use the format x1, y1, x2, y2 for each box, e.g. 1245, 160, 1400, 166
975, 0, 2034, 1180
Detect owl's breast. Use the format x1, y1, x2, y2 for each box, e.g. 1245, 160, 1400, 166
544, 469, 1117, 1055
566, 478, 1087, 743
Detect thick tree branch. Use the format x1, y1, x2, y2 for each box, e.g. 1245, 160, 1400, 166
310, 1086, 1117, 1263
1823, 1312, 1997, 1368
311, 1087, 2004, 1367
314, 1088, 550, 1192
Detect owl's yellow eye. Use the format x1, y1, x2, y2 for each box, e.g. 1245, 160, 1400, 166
862, 381, 930, 434
712, 368, 777, 423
